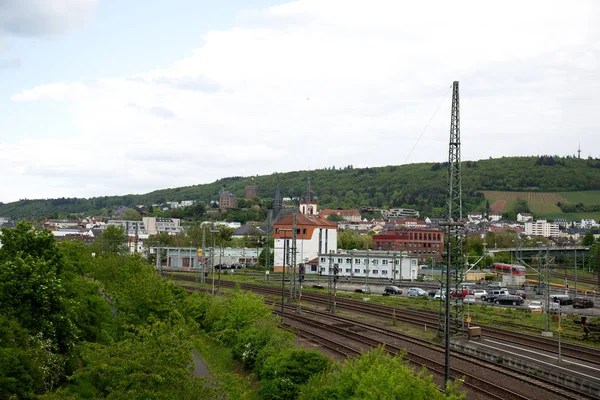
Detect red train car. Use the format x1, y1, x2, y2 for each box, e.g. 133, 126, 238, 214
491, 263, 527, 276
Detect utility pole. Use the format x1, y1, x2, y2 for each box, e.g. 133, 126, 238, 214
290, 212, 297, 299
201, 224, 206, 284
574, 249, 578, 297
210, 228, 219, 295
266, 210, 271, 271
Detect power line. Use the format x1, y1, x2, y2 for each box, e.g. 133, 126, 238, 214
404, 84, 453, 164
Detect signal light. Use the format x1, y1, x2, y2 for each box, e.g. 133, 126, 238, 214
299, 263, 305, 282
333, 264, 340, 282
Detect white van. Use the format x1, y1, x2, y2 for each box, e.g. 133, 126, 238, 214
490, 289, 509, 296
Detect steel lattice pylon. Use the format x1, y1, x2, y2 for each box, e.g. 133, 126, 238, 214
439, 81, 465, 387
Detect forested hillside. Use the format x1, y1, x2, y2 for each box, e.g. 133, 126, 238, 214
2, 156, 600, 219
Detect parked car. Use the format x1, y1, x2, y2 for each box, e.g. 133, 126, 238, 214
355, 286, 371, 294
384, 286, 402, 295
428, 290, 438, 298
472, 289, 488, 300
528, 301, 543, 310
434, 290, 446, 300
514, 290, 527, 299
549, 301, 561, 311
573, 298, 594, 309
551, 294, 573, 305
487, 282, 502, 289
450, 288, 469, 299
492, 295, 524, 306
463, 295, 476, 304
407, 287, 428, 297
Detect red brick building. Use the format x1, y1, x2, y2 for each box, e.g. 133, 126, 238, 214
372, 228, 445, 262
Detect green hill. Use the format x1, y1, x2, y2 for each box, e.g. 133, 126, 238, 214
2, 155, 600, 220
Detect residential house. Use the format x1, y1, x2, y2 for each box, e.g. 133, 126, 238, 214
581, 219, 597, 229
319, 209, 361, 223
489, 213, 502, 222
517, 213, 533, 223
467, 212, 484, 223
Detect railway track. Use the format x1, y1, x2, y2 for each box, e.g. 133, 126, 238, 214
199, 277, 600, 367
277, 304, 588, 400
176, 276, 594, 399
172, 274, 600, 367
549, 272, 599, 288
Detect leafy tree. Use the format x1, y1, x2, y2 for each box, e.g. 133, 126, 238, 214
0, 222, 62, 272
298, 346, 464, 400
95, 225, 128, 255
120, 208, 142, 221
581, 229, 596, 246
327, 213, 345, 222
258, 348, 331, 400
62, 317, 220, 399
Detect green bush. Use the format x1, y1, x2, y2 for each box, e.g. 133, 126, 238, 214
258, 348, 332, 400
231, 320, 293, 371
205, 290, 272, 343
298, 346, 464, 400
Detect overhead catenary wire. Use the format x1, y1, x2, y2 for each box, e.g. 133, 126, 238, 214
404, 84, 453, 164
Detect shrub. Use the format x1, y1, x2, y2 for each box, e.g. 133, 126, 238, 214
258, 348, 332, 400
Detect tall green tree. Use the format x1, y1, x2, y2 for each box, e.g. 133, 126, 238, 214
95, 225, 128, 255
581, 229, 596, 246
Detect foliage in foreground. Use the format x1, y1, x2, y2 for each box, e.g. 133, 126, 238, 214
298, 346, 465, 400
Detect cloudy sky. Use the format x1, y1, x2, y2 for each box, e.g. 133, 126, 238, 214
0, 0, 598, 202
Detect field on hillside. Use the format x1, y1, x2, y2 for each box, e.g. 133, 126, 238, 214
481, 190, 563, 216
559, 190, 600, 205
526, 202, 562, 214
481, 190, 600, 220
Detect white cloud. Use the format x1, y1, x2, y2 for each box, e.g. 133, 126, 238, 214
4, 0, 600, 201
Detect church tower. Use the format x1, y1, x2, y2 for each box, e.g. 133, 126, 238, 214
299, 171, 317, 215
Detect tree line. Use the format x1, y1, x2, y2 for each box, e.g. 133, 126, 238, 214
4, 156, 600, 220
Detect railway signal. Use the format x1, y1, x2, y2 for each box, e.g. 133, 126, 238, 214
298, 263, 305, 282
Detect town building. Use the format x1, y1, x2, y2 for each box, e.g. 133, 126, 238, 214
581, 219, 598, 229
45, 219, 82, 229
319, 208, 361, 223
380, 208, 420, 220
524, 220, 559, 238
314, 249, 419, 281
273, 174, 338, 271
219, 187, 238, 210
467, 212, 484, 223
516, 213, 533, 223
245, 184, 258, 200
372, 228, 445, 262
489, 213, 502, 222
143, 217, 183, 235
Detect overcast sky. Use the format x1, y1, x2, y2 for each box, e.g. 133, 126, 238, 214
0, 0, 598, 202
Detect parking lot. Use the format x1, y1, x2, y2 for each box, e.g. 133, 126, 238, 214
334, 280, 600, 316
